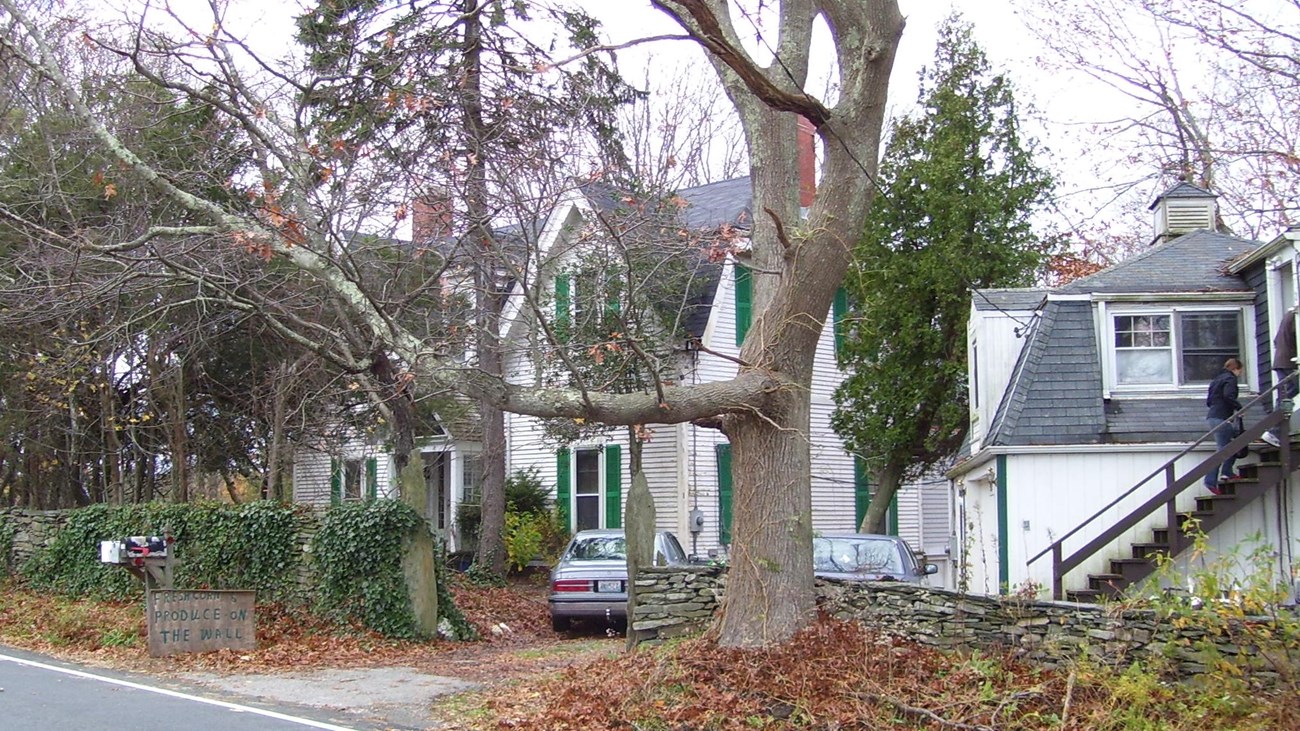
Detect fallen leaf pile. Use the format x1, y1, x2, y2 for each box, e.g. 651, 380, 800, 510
458, 615, 1299, 731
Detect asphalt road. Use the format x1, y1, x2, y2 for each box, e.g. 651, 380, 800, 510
0, 648, 383, 730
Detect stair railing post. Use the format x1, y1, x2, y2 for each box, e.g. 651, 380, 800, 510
1166, 498, 1181, 557
1051, 543, 1063, 600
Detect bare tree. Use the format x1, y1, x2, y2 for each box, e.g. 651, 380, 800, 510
620, 64, 749, 190
1020, 0, 1299, 241
0, 0, 904, 648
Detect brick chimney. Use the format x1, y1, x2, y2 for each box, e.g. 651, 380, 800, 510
412, 191, 453, 245
797, 116, 817, 208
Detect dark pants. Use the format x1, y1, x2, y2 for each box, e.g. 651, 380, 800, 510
1205, 417, 1238, 486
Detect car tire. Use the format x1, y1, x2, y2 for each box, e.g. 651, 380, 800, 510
551, 615, 571, 632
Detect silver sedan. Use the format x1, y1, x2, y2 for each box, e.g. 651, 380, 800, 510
548, 529, 688, 631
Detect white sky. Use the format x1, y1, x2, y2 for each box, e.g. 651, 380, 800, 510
108, 0, 1153, 234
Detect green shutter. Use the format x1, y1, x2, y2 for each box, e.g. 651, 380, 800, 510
734, 264, 752, 347
716, 444, 733, 545
329, 457, 342, 506
555, 273, 571, 342
833, 287, 849, 356
604, 444, 622, 529
556, 448, 571, 531
365, 457, 378, 501
888, 493, 900, 537
853, 456, 870, 530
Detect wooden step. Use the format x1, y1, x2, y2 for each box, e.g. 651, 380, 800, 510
1130, 542, 1170, 560
1066, 588, 1103, 603
1086, 572, 1127, 598
1110, 557, 1158, 585
1196, 493, 1241, 511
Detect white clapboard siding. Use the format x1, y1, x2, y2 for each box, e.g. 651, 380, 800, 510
957, 447, 1300, 596
292, 446, 333, 504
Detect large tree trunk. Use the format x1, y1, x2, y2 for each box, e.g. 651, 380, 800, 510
719, 394, 816, 645
462, 0, 509, 578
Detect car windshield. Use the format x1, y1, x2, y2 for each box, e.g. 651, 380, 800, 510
568, 535, 627, 561
813, 537, 904, 575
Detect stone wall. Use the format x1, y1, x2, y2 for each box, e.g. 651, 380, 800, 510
631, 568, 1291, 682
0, 508, 67, 571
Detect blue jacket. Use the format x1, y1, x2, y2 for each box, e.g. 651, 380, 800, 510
1206, 369, 1241, 421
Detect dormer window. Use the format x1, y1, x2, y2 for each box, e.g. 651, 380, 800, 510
1107, 307, 1245, 389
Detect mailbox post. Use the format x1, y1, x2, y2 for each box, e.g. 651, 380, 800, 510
99, 532, 176, 590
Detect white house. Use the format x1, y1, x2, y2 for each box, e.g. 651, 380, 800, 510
293, 170, 953, 577
951, 181, 1300, 601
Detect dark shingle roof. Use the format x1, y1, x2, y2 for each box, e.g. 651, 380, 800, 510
677, 176, 752, 230
985, 229, 1268, 446
1056, 230, 1257, 295
1148, 181, 1216, 210
986, 300, 1107, 446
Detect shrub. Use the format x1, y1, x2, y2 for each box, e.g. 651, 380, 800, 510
505, 468, 550, 515
503, 512, 545, 572
20, 501, 303, 602
311, 499, 426, 639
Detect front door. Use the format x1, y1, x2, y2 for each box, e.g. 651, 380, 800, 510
423, 452, 448, 531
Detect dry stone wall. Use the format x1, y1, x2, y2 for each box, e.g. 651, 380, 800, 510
1, 508, 66, 570
632, 568, 1290, 682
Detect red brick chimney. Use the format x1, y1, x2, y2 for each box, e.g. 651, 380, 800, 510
412, 191, 453, 244
797, 116, 817, 207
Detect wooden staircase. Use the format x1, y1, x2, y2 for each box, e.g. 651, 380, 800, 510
1030, 376, 1298, 602
1065, 449, 1285, 602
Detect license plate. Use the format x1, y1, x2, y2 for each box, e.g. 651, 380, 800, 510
596, 580, 622, 593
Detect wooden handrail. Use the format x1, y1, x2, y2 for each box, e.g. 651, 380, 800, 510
1027, 371, 1299, 599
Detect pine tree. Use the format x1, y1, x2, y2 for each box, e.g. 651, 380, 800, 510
833, 15, 1057, 533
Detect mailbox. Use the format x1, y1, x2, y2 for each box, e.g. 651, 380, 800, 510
125, 535, 170, 557
99, 533, 176, 590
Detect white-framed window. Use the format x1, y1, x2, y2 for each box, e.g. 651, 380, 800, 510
1106, 306, 1246, 389
557, 444, 623, 533
573, 447, 603, 531
344, 459, 364, 501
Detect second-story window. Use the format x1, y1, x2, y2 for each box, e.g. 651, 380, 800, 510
1111, 309, 1242, 387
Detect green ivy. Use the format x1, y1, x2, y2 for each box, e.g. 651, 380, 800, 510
311, 499, 425, 639
21, 501, 303, 601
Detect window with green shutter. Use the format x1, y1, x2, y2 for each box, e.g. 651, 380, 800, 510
556, 448, 571, 531
365, 457, 378, 501
554, 273, 571, 342
330, 458, 342, 506
853, 456, 870, 529
604, 444, 622, 529
734, 264, 752, 347
716, 444, 733, 545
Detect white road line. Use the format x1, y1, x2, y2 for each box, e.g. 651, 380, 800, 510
0, 652, 360, 731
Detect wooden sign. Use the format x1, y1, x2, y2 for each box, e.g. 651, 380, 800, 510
147, 590, 256, 657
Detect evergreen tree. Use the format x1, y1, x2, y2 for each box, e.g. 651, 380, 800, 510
833, 16, 1057, 533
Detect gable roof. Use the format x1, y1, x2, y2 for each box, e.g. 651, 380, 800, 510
982, 229, 1265, 447
561, 176, 751, 341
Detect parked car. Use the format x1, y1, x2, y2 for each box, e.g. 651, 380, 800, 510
812, 533, 938, 583
548, 529, 688, 631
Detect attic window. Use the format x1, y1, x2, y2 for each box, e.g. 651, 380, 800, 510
1111, 309, 1242, 388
